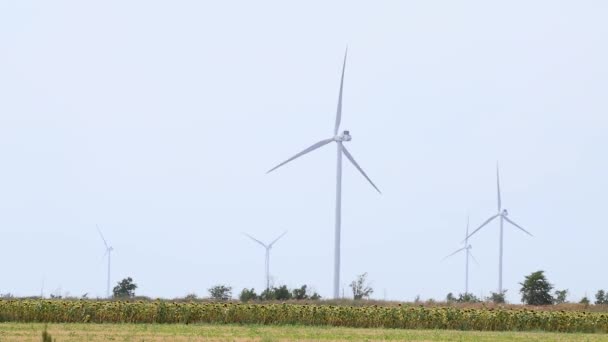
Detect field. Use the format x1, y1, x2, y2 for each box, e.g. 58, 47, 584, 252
2, 323, 608, 342
3, 300, 608, 334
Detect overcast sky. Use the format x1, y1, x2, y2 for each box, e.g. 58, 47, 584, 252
1, 1, 607, 302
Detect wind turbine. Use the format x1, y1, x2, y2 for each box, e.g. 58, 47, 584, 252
444, 216, 479, 294
267, 49, 381, 299
96, 225, 114, 298
465, 164, 533, 294
243, 231, 287, 291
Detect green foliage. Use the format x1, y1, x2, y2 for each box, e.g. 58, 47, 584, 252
458, 293, 480, 303
184, 293, 198, 301
239, 288, 258, 302
3, 300, 608, 333
520, 271, 554, 305
292, 285, 308, 300
595, 290, 608, 305
112, 277, 137, 298
580, 296, 590, 305
350, 273, 373, 300
291, 285, 321, 300
447, 292, 479, 303
239, 286, 319, 302
208, 285, 232, 301
554, 289, 568, 304
487, 291, 507, 304
260, 285, 291, 301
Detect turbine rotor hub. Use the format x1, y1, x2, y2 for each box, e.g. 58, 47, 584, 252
501, 209, 509, 216
335, 130, 352, 142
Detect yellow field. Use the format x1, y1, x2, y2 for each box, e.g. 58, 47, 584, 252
1, 323, 608, 342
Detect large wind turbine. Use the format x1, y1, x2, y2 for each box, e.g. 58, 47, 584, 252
96, 225, 114, 298
243, 231, 287, 291
465, 164, 533, 294
267, 49, 381, 299
444, 216, 479, 294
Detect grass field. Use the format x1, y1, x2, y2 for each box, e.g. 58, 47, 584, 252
1, 323, 608, 342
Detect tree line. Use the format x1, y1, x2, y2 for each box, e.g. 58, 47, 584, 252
7, 271, 605, 306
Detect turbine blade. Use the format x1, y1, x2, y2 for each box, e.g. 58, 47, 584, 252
442, 247, 466, 260
463, 214, 499, 242
267, 138, 334, 174
341, 145, 381, 194
465, 215, 470, 243
269, 231, 287, 247
334, 48, 348, 135
96, 224, 109, 249
504, 216, 533, 237
469, 251, 480, 266
496, 162, 502, 211
242, 233, 268, 248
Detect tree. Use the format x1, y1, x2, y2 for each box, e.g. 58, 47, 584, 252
292, 285, 309, 300
290, 285, 321, 300
580, 296, 590, 305
184, 293, 198, 301
259, 285, 292, 301
487, 291, 507, 304
595, 290, 607, 305
208, 285, 232, 301
554, 289, 568, 304
457, 293, 480, 303
239, 288, 258, 302
446, 292, 456, 303
350, 272, 373, 300
519, 271, 554, 305
113, 277, 137, 298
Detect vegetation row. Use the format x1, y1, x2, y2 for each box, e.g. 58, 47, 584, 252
2, 300, 608, 333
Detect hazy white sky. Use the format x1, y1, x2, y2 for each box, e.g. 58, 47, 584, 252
1, 1, 607, 302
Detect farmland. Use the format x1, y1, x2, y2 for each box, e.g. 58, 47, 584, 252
2, 300, 608, 334
4, 323, 608, 342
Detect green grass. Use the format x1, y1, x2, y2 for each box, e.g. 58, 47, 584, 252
1, 323, 608, 341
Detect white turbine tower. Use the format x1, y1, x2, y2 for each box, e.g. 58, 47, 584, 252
96, 225, 114, 298
444, 216, 479, 294
267, 49, 381, 299
465, 164, 533, 294
243, 231, 287, 291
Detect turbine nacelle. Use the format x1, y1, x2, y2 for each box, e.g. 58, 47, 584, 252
334, 130, 351, 142
501, 209, 509, 217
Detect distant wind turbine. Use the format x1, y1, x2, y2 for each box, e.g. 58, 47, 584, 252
444, 216, 479, 294
267, 49, 381, 299
465, 164, 533, 294
243, 231, 287, 291
96, 225, 114, 298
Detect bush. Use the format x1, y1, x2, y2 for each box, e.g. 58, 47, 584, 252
291, 285, 321, 300
554, 289, 568, 304
260, 285, 291, 301
239, 288, 258, 302
595, 290, 608, 305
208, 285, 232, 301
487, 291, 507, 304
350, 273, 373, 300
113, 277, 137, 298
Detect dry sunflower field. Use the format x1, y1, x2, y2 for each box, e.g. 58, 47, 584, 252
2, 299, 608, 335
